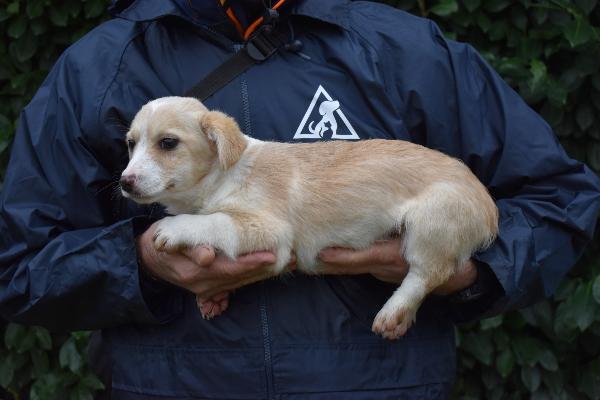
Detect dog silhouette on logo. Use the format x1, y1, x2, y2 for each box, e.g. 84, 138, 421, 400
308, 100, 340, 137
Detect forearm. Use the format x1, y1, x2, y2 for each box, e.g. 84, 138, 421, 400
0, 218, 183, 331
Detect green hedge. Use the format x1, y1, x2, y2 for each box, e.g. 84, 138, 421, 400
0, 1, 599, 399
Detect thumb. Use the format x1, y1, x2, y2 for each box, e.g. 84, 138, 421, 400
183, 245, 217, 267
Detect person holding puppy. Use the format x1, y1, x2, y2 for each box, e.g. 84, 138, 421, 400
1, 1, 599, 399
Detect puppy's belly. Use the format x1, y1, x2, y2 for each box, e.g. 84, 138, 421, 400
292, 219, 397, 272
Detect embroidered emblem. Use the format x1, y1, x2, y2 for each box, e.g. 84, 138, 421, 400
293, 85, 359, 140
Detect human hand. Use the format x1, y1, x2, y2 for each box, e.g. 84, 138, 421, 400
318, 238, 478, 295
136, 221, 283, 318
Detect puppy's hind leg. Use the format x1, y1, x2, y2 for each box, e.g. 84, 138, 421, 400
372, 195, 461, 339
372, 270, 427, 339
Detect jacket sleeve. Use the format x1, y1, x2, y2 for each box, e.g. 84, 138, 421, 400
399, 22, 600, 320
0, 45, 182, 332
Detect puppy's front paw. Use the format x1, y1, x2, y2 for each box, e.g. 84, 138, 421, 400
152, 216, 191, 252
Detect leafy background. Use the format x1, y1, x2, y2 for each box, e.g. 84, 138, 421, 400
0, 0, 599, 399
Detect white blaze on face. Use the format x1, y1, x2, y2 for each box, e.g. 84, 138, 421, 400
122, 128, 165, 197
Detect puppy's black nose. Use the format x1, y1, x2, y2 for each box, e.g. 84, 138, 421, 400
120, 174, 136, 193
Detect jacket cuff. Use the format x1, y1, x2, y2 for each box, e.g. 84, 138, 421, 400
128, 216, 184, 325
447, 259, 505, 323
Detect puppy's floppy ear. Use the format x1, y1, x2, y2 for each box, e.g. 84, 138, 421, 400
200, 111, 247, 170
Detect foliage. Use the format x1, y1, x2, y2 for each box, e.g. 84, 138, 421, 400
0, 1, 110, 399
0, 0, 599, 399
0, 328, 103, 400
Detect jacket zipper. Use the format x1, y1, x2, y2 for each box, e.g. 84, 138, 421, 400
260, 282, 275, 400
235, 44, 273, 398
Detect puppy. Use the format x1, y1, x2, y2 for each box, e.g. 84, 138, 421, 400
121, 96, 498, 339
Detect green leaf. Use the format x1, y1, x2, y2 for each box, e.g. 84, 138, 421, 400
574, 0, 598, 14
555, 278, 578, 301
576, 104, 595, 131
592, 74, 600, 92
430, 0, 459, 16
84, 0, 105, 19
533, 7, 548, 24
511, 7, 527, 31
542, 370, 566, 397
495, 349, 514, 378
587, 142, 600, 172
555, 280, 597, 336
476, 12, 491, 32
480, 315, 503, 330
462, 0, 480, 12
6, 1, 20, 14
0, 354, 15, 387
541, 101, 564, 127
70, 385, 94, 400
539, 350, 559, 371
493, 329, 509, 350
481, 367, 501, 389
461, 332, 494, 365
521, 366, 542, 392
26, 0, 45, 18
49, 6, 69, 27
11, 30, 38, 63
576, 358, 600, 399
7, 16, 28, 39
29, 372, 62, 400
529, 59, 547, 92
4, 323, 26, 349
29, 18, 48, 36
16, 330, 36, 354
59, 338, 83, 373
573, 282, 596, 330
31, 349, 49, 377
511, 336, 544, 367
0, 114, 12, 138
564, 17, 594, 47
71, 331, 92, 343
81, 373, 105, 391
546, 79, 568, 106
484, 0, 511, 12
489, 20, 508, 41
33, 327, 52, 350
593, 275, 600, 304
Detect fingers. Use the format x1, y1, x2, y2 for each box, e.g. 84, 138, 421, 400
235, 251, 278, 269
433, 259, 478, 295
318, 239, 404, 273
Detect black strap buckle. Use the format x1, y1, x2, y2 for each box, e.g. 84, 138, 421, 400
245, 8, 281, 62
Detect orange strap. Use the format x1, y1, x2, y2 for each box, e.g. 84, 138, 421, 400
219, 0, 287, 41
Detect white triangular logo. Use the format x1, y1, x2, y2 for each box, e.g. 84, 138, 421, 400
293, 85, 360, 140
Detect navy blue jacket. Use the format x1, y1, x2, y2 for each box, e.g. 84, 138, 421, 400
1, 1, 599, 398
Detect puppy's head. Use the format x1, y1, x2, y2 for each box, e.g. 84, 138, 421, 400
120, 96, 246, 204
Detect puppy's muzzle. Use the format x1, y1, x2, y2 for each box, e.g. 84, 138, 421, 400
120, 174, 137, 194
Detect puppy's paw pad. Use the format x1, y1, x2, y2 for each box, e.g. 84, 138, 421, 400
372, 306, 415, 340
196, 293, 230, 320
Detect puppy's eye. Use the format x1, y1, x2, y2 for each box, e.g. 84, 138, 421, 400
127, 139, 135, 151
159, 137, 179, 150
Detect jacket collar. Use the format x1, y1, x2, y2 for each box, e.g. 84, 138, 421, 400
109, 0, 350, 30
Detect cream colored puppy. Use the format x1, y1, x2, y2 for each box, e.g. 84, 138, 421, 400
121, 96, 498, 339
